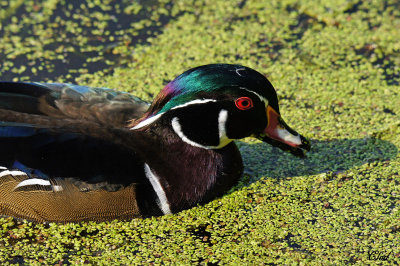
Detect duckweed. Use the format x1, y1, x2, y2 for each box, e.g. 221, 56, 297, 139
0, 0, 399, 264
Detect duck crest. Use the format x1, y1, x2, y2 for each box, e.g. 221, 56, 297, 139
133, 64, 279, 126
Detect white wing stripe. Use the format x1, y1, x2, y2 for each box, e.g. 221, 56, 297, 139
0, 170, 27, 178
15, 178, 51, 189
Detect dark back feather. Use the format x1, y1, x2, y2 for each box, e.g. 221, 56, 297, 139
0, 82, 150, 127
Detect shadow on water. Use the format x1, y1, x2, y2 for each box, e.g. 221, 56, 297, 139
0, 1, 180, 82
236, 137, 398, 183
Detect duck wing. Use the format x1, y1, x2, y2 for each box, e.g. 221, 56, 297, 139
0, 82, 149, 128
0, 120, 145, 190
0, 120, 160, 222
0, 83, 162, 221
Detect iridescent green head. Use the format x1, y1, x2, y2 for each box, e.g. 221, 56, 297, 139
147, 64, 278, 115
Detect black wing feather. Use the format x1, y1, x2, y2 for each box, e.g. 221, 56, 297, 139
0, 122, 144, 190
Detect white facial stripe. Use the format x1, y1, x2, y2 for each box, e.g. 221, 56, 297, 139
276, 128, 302, 145
0, 166, 7, 170
131, 99, 217, 130
171, 117, 209, 149
0, 170, 27, 178
170, 99, 217, 110
14, 178, 51, 189
235, 68, 245, 76
171, 110, 232, 150
131, 113, 164, 130
144, 163, 171, 215
240, 87, 268, 105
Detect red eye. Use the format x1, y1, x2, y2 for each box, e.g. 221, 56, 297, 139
235, 97, 254, 110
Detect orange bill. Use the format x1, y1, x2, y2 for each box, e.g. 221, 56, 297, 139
257, 105, 311, 157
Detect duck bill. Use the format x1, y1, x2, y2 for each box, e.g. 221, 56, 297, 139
258, 106, 311, 157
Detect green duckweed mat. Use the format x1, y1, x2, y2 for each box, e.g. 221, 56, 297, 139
1, 0, 399, 264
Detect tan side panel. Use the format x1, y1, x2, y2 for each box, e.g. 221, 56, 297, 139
0, 176, 141, 223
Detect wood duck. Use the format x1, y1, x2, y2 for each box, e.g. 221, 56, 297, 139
0, 64, 310, 223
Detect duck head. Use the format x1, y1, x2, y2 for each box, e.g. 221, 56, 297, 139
132, 64, 310, 157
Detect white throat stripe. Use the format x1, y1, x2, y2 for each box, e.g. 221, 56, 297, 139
144, 163, 172, 215
171, 117, 208, 149
217, 109, 230, 147
171, 109, 232, 150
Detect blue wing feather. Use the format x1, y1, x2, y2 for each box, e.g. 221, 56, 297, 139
0, 123, 37, 137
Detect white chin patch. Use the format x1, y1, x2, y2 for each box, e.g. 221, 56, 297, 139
276, 128, 302, 145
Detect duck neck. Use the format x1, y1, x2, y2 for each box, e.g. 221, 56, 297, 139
134, 125, 243, 214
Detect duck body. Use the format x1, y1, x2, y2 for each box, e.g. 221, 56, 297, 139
0, 64, 310, 222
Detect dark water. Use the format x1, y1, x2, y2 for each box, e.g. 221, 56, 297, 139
0, 0, 177, 83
